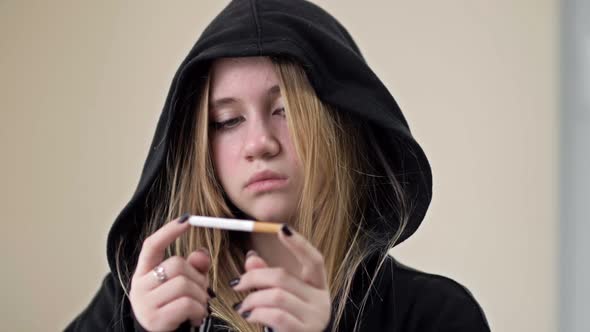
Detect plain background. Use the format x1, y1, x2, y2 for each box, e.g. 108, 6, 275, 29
0, 1, 557, 331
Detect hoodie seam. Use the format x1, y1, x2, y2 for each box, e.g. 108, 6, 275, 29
248, 0, 262, 55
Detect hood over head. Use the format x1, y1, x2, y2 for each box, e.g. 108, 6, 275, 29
106, 0, 432, 277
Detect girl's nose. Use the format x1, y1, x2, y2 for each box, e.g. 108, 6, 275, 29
243, 120, 280, 161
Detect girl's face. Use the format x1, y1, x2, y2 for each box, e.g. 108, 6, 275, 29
208, 57, 303, 224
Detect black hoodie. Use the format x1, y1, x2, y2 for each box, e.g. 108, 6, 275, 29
66, 0, 490, 331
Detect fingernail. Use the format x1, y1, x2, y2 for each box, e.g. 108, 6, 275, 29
178, 213, 190, 223
229, 277, 240, 287
207, 287, 216, 299
281, 224, 292, 236
232, 301, 242, 311
246, 250, 257, 258
241, 310, 251, 318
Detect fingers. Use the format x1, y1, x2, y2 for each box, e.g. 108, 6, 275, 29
130, 250, 212, 331
137, 255, 208, 292
235, 287, 308, 321
278, 224, 327, 289
130, 251, 212, 331
129, 214, 214, 331
244, 307, 305, 331
135, 214, 191, 276
147, 274, 210, 308
235, 241, 331, 331
158, 296, 208, 328
187, 248, 212, 275
231, 267, 313, 302
244, 250, 268, 271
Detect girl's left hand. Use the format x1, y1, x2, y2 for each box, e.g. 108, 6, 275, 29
230, 224, 331, 332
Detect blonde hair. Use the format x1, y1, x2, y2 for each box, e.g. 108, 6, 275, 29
117, 57, 412, 332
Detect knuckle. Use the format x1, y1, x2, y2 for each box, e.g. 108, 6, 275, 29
191, 268, 206, 283
190, 302, 206, 320
270, 289, 284, 303
273, 311, 288, 326
165, 256, 184, 276
311, 252, 325, 267
169, 255, 185, 267
176, 275, 191, 289
191, 283, 206, 302
241, 273, 253, 286
178, 296, 194, 311
129, 289, 146, 306
141, 237, 154, 251
273, 268, 287, 284
144, 313, 159, 329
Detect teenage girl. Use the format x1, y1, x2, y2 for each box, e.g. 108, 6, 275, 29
66, 1, 490, 331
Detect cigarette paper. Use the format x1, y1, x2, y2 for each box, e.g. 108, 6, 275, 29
188, 215, 282, 233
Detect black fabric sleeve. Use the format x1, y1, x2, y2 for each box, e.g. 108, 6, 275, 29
64, 273, 148, 332
410, 276, 491, 332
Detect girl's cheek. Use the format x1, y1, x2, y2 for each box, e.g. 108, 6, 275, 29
213, 131, 242, 149
279, 129, 299, 162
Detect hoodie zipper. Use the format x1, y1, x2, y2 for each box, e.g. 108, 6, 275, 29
199, 316, 211, 332
188, 316, 211, 332
190, 317, 272, 332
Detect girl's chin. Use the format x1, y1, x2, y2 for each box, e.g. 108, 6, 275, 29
233, 194, 297, 222
251, 212, 290, 223
244, 204, 294, 223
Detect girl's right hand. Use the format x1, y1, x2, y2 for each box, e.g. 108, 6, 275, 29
129, 214, 214, 331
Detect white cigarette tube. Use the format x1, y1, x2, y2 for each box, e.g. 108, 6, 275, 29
187, 215, 282, 233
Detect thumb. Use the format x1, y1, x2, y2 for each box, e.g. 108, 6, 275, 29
187, 247, 211, 275
244, 250, 269, 271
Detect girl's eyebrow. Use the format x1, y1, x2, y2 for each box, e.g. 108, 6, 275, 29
209, 97, 237, 112
267, 84, 281, 97
209, 85, 281, 111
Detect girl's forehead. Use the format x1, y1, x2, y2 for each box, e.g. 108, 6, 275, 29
209, 56, 280, 101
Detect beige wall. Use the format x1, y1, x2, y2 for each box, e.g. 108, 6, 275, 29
0, 1, 557, 331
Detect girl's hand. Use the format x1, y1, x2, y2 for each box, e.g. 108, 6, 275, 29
231, 225, 331, 332
129, 215, 214, 331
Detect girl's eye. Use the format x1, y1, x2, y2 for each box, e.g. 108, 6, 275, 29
274, 107, 286, 116
210, 108, 285, 131
210, 117, 243, 130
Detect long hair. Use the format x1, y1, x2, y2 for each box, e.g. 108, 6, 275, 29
118, 57, 412, 332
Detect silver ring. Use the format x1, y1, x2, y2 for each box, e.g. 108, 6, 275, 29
152, 265, 168, 283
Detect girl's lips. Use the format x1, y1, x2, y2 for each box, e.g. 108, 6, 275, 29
245, 178, 288, 192
245, 170, 287, 188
